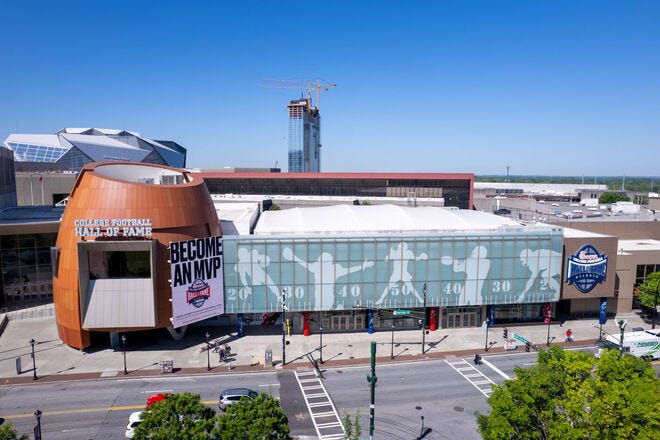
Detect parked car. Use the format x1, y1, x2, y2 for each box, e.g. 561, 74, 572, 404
493, 208, 511, 215
218, 388, 258, 411
146, 393, 172, 409
125, 411, 145, 438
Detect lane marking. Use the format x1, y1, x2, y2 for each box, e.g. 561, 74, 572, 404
294, 369, 345, 439
1, 400, 222, 420
445, 359, 495, 398
481, 359, 511, 380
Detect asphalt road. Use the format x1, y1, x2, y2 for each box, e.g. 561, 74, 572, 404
1, 347, 657, 440
1, 371, 286, 439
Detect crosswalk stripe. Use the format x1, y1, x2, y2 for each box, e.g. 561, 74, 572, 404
295, 369, 345, 439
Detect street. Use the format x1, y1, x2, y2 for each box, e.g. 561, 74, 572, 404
0, 351, 534, 439
1, 346, 657, 439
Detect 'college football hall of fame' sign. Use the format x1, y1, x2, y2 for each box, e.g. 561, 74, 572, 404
170, 236, 224, 328
565, 244, 608, 293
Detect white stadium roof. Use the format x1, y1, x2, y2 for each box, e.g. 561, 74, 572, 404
253, 204, 536, 236
3, 128, 186, 170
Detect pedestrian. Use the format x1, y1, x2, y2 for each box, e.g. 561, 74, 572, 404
474, 353, 482, 365
565, 328, 574, 342
219, 348, 226, 362
224, 343, 231, 355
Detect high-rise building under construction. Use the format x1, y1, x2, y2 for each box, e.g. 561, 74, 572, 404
288, 98, 320, 172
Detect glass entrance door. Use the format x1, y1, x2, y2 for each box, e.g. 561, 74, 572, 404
442, 306, 481, 328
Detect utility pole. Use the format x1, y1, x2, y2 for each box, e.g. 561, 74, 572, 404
34, 409, 42, 440
421, 283, 427, 354
121, 334, 127, 375
653, 283, 659, 329
484, 321, 490, 351
205, 331, 211, 371
29, 339, 37, 380
618, 319, 627, 355
366, 341, 377, 439
281, 289, 287, 366
390, 322, 395, 360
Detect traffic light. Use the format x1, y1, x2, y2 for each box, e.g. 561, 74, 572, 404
525, 341, 531, 352
503, 328, 508, 339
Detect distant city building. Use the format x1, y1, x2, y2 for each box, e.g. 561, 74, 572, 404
0, 146, 17, 209
3, 128, 187, 172
288, 99, 320, 172
197, 172, 475, 209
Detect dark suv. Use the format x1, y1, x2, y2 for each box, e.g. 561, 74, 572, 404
218, 388, 258, 411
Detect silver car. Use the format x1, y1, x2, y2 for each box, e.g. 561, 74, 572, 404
218, 388, 258, 411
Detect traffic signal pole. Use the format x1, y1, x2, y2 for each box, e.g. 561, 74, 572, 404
366, 341, 377, 439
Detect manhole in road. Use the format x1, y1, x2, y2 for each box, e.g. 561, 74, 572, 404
454, 406, 464, 412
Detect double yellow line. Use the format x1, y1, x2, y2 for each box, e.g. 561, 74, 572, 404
1, 400, 218, 420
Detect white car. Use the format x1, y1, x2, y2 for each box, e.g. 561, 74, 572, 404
125, 411, 145, 438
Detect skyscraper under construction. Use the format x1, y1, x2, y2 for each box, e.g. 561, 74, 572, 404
288, 98, 320, 172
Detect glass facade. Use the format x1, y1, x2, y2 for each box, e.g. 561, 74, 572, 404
1, 233, 56, 305
635, 264, 660, 286
88, 250, 151, 279
287, 100, 320, 172
288, 117, 304, 172
222, 230, 563, 314
7, 142, 68, 163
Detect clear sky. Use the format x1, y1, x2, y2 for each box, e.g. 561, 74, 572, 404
1, 1, 659, 176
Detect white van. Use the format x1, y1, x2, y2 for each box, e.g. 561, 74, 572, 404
597, 330, 660, 360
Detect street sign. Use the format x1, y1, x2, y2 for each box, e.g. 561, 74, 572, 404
512, 332, 529, 344
393, 310, 411, 316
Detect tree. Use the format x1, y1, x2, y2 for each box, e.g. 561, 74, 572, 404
134, 392, 216, 440
0, 422, 29, 440
212, 393, 290, 440
341, 410, 362, 440
598, 192, 629, 204
636, 271, 660, 311
476, 346, 660, 439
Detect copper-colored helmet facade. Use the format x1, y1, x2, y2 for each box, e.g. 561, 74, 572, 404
53, 162, 221, 349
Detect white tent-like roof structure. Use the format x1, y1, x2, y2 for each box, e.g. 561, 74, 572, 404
254, 204, 528, 236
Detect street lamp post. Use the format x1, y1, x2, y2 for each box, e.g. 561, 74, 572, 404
34, 409, 42, 440
618, 319, 627, 355
29, 339, 37, 380
546, 321, 552, 346
205, 331, 211, 371
390, 322, 395, 360
281, 289, 287, 366
484, 322, 490, 351
652, 283, 659, 330
121, 334, 128, 375
319, 323, 324, 364
421, 283, 427, 354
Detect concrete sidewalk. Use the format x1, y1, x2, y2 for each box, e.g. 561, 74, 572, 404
0, 310, 649, 385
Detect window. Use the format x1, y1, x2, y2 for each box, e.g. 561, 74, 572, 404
88, 251, 151, 279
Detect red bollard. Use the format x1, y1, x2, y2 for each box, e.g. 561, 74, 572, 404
429, 307, 438, 331
303, 311, 310, 336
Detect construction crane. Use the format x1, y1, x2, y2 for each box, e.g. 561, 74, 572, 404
261, 78, 336, 110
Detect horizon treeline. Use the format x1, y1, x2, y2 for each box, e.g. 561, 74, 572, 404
476, 175, 658, 193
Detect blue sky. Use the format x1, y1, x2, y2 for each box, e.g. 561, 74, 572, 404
1, 1, 659, 176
